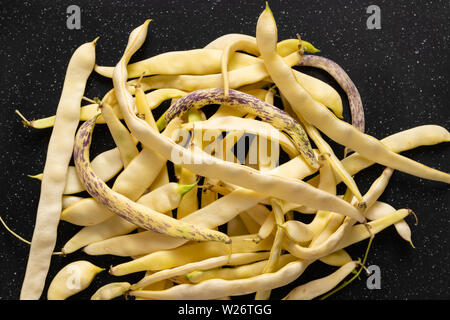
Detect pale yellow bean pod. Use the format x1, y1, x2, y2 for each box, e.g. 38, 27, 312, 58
91, 282, 131, 300
47, 261, 104, 300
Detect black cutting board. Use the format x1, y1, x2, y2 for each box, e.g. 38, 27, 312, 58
0, 0, 449, 300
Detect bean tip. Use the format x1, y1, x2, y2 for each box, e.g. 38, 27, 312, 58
15, 109, 33, 127
407, 209, 419, 226
92, 36, 100, 46
108, 265, 115, 275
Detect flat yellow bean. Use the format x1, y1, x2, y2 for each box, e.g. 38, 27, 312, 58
21, 40, 96, 300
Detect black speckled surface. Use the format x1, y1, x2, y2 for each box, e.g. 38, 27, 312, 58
0, 0, 449, 300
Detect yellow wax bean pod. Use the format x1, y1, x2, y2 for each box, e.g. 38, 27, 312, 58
63, 148, 125, 195
257, 5, 450, 184
238, 211, 261, 234
283, 261, 358, 300
20, 89, 188, 129
308, 125, 450, 187
109, 234, 274, 276
308, 213, 346, 250
74, 115, 230, 244
114, 22, 362, 223
283, 216, 353, 261
129, 260, 311, 300
239, 88, 269, 102
145, 88, 188, 110
301, 152, 337, 240
335, 209, 411, 253
254, 199, 286, 300
149, 164, 171, 192
61, 119, 180, 226
186, 254, 297, 284
366, 201, 414, 246
132, 50, 300, 92
320, 249, 353, 267
16, 105, 100, 129
32, 146, 126, 196
227, 216, 250, 236
200, 178, 218, 209
295, 110, 364, 205
308, 190, 351, 250
132, 252, 271, 290
91, 282, 131, 300
100, 101, 139, 167
205, 33, 256, 49
237, 79, 273, 92
362, 167, 394, 209
257, 209, 276, 241
205, 33, 319, 55
279, 220, 315, 244
244, 204, 270, 226
84, 156, 317, 257
292, 71, 343, 119
303, 163, 389, 260
47, 261, 104, 300
95, 48, 260, 78
61, 182, 197, 254
21, 39, 97, 300
62, 196, 84, 209
221, 38, 260, 96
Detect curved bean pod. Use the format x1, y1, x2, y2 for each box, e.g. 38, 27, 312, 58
91, 282, 131, 300
95, 48, 260, 78
129, 260, 311, 300
308, 124, 450, 187
298, 55, 364, 133
100, 101, 139, 167
159, 88, 316, 167
109, 234, 273, 276
186, 254, 297, 284
34, 146, 127, 195
365, 201, 413, 245
47, 261, 103, 300
131, 252, 271, 290
73, 115, 230, 243
283, 261, 358, 300
257, 5, 450, 184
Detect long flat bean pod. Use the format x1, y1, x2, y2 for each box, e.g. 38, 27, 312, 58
95, 48, 260, 78
20, 39, 97, 300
